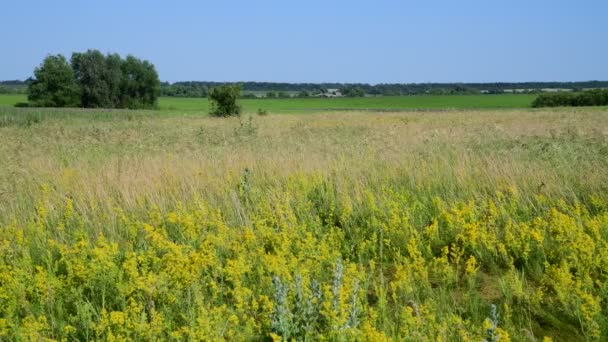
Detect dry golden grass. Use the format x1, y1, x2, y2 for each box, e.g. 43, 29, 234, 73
1, 108, 607, 225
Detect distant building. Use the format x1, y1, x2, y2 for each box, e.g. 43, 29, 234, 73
317, 88, 343, 98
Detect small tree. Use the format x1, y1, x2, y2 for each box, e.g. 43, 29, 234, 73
28, 55, 80, 107
209, 84, 242, 117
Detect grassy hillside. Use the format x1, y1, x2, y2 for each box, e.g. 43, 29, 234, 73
1, 107, 607, 340
0, 93, 536, 113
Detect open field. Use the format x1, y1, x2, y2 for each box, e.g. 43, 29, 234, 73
0, 93, 537, 113
159, 94, 538, 113
1, 106, 608, 340
0, 94, 25, 107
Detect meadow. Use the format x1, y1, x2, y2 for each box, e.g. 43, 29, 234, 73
159, 94, 537, 113
1, 105, 608, 340
0, 93, 536, 113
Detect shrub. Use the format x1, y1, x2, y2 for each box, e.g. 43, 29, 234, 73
209, 84, 242, 117
532, 89, 608, 108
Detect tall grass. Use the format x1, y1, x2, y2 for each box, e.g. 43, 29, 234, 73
0, 107, 607, 340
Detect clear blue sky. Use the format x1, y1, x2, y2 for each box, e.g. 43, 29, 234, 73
1, 0, 607, 83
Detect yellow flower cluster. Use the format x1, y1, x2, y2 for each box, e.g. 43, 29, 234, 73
0, 177, 606, 340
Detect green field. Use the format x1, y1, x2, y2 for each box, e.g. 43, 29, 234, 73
0, 94, 26, 106
0, 93, 537, 113
160, 94, 537, 113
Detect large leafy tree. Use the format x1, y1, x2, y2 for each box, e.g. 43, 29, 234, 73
71, 50, 123, 108
27, 50, 160, 109
27, 55, 80, 107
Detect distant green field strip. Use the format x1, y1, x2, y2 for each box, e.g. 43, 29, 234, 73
0, 94, 536, 113
0, 94, 26, 106
160, 94, 536, 113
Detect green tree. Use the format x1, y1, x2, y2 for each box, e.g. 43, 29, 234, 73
209, 84, 242, 117
28, 55, 80, 107
119, 56, 161, 109
71, 50, 122, 108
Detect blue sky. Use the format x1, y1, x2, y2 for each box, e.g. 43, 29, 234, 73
1, 0, 607, 83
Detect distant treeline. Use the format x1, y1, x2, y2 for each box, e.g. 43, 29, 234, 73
0, 80, 27, 94
532, 89, 608, 108
159, 80, 608, 98
4, 79, 608, 98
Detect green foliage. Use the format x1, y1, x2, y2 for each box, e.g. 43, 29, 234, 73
209, 84, 242, 117
27, 55, 80, 107
27, 51, 160, 109
71, 50, 122, 108
1, 176, 607, 340
341, 86, 366, 97
532, 89, 608, 108
119, 55, 161, 109
160, 81, 207, 97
